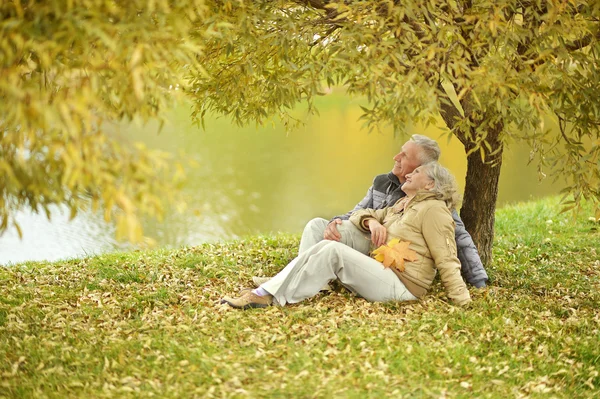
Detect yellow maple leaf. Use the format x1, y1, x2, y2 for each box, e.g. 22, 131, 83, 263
372, 239, 418, 272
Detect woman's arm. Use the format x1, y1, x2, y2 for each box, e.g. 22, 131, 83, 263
349, 207, 392, 247
421, 206, 471, 306
349, 207, 391, 232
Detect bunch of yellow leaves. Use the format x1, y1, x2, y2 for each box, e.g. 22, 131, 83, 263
372, 239, 418, 272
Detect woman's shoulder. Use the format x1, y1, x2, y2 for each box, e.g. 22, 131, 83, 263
415, 198, 452, 216
413, 194, 446, 208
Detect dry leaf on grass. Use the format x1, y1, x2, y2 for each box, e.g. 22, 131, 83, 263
372, 239, 418, 271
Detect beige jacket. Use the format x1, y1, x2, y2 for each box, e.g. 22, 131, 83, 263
350, 191, 471, 306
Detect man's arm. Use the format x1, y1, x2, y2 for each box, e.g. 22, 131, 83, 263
331, 185, 375, 221
451, 209, 489, 288
322, 185, 375, 241
324, 173, 396, 241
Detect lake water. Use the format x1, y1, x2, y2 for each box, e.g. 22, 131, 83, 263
0, 93, 562, 265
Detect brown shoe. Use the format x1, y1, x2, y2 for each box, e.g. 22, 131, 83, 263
222, 291, 273, 309
219, 288, 259, 304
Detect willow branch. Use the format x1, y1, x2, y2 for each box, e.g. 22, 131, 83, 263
565, 31, 600, 51
295, 0, 329, 10
437, 81, 463, 133
310, 25, 340, 47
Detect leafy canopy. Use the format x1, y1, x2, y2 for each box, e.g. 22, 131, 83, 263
2, 0, 599, 244
191, 0, 600, 209
0, 0, 218, 241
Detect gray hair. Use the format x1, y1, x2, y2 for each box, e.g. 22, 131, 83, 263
410, 134, 441, 164
421, 161, 461, 210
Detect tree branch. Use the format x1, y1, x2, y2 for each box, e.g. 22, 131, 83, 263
294, 0, 329, 10
437, 81, 463, 133
294, 0, 344, 29
310, 25, 340, 47
565, 31, 600, 51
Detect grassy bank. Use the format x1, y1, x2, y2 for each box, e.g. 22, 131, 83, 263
1, 196, 599, 398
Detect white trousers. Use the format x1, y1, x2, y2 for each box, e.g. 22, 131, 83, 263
298, 217, 372, 255
261, 240, 417, 306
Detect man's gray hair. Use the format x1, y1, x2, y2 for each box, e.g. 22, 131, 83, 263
422, 161, 461, 210
410, 134, 441, 164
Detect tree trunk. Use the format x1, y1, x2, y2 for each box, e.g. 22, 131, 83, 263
438, 89, 505, 267
459, 139, 503, 267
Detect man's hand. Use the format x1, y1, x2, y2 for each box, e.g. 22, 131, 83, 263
366, 219, 387, 247
323, 218, 342, 241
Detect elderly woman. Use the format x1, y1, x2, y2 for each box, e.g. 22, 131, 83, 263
222, 162, 471, 309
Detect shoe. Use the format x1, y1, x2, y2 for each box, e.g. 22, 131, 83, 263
219, 287, 253, 304
320, 283, 333, 292
221, 291, 273, 309
253, 275, 332, 292
219, 287, 252, 304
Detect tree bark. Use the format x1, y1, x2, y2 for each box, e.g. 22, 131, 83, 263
460, 145, 503, 266
438, 89, 504, 266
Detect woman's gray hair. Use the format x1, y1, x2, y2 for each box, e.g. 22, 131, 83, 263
410, 134, 441, 164
421, 161, 461, 210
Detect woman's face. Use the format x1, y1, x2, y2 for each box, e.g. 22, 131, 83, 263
392, 141, 422, 183
402, 166, 434, 195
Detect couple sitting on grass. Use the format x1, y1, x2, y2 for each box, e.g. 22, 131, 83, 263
222, 135, 488, 309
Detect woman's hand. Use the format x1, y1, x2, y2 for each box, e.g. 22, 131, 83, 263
366, 219, 387, 247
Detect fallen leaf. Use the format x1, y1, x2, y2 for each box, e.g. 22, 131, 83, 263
372, 239, 418, 271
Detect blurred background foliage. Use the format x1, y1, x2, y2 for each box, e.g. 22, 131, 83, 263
0, 0, 212, 242
1, 1, 598, 261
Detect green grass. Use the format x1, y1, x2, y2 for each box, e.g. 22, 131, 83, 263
1, 196, 599, 398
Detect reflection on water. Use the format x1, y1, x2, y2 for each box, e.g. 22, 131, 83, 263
0, 93, 563, 265
0, 205, 119, 265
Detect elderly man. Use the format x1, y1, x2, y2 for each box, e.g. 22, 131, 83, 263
255, 134, 489, 288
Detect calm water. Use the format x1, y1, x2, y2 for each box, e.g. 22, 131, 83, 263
0, 93, 562, 265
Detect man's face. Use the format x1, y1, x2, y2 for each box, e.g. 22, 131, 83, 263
392, 141, 422, 183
